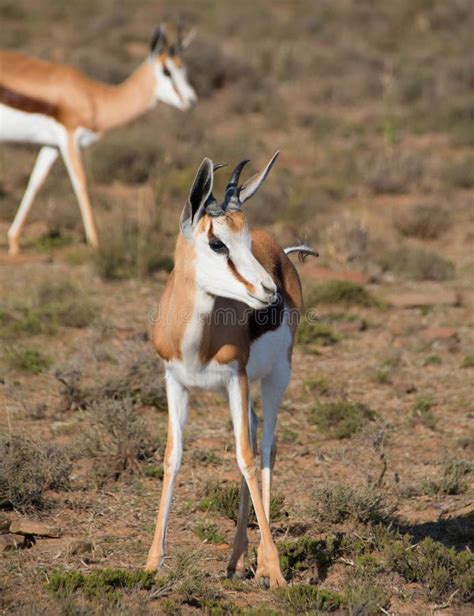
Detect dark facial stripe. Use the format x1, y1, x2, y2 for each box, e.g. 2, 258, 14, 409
227, 258, 256, 294
165, 65, 184, 104
0, 84, 59, 119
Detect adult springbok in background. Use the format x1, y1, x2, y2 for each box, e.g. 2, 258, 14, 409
146, 152, 317, 587
0, 25, 197, 255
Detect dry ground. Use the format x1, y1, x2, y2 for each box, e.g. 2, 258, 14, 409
1, 1, 473, 614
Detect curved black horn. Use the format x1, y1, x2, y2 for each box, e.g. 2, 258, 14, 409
204, 164, 227, 217
223, 159, 249, 211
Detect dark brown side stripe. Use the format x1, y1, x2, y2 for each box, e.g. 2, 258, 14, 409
227, 258, 256, 294
0, 84, 59, 119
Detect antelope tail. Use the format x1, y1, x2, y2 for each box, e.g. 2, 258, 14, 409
284, 243, 319, 261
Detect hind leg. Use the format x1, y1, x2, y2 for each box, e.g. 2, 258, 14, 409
260, 361, 290, 521
8, 146, 58, 255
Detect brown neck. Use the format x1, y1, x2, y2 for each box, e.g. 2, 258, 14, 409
93, 60, 156, 133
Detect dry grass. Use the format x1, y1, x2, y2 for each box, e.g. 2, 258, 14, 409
81, 396, 163, 482
376, 244, 455, 281
393, 202, 452, 240
0, 435, 71, 510
365, 150, 424, 194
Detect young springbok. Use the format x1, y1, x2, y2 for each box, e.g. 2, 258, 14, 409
146, 152, 317, 587
0, 25, 197, 255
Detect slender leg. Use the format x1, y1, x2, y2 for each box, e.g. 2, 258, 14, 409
145, 371, 189, 571
7, 146, 59, 255
59, 133, 99, 248
261, 362, 290, 521
228, 372, 286, 588
227, 403, 258, 578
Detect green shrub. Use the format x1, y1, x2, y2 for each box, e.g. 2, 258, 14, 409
311, 484, 395, 525
304, 377, 331, 396
460, 352, 474, 368
90, 125, 163, 184
386, 537, 473, 602
410, 396, 437, 430
95, 220, 173, 280
309, 400, 376, 439
143, 464, 164, 479
192, 520, 227, 545
422, 460, 473, 496
296, 321, 340, 346
278, 536, 343, 580
37, 281, 97, 328
0, 281, 97, 339
306, 280, 378, 308
0, 435, 71, 510
199, 482, 285, 525
4, 346, 52, 374
443, 155, 474, 189
424, 354, 442, 366
34, 229, 73, 252
275, 584, 344, 613
377, 245, 455, 281
343, 579, 389, 616
47, 568, 155, 599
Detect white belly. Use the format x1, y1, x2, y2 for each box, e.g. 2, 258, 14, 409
0, 104, 63, 146
0, 104, 100, 149
166, 359, 238, 392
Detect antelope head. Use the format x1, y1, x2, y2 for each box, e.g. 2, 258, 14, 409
179, 153, 280, 310
149, 24, 197, 111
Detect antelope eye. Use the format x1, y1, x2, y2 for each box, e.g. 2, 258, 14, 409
163, 64, 171, 77
209, 239, 228, 254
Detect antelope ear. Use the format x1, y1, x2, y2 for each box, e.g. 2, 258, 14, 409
180, 158, 214, 238
150, 25, 167, 55
238, 151, 280, 204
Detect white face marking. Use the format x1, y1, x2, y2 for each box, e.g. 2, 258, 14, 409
193, 217, 277, 310
152, 56, 197, 111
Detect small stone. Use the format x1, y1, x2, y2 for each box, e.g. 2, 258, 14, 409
0, 533, 27, 552
9, 520, 62, 538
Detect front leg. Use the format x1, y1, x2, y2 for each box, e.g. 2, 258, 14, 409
227, 404, 258, 578
145, 370, 188, 571
228, 371, 286, 588
59, 132, 99, 248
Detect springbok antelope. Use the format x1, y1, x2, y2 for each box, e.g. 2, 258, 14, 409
146, 152, 317, 587
0, 25, 197, 255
